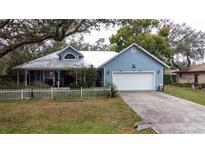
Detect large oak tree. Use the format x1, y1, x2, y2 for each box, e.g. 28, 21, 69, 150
167, 22, 205, 70
0, 19, 112, 58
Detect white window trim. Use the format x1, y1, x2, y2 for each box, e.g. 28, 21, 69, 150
64, 53, 76, 60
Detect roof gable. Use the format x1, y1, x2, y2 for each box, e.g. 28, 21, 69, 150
98, 43, 169, 68
57, 46, 84, 58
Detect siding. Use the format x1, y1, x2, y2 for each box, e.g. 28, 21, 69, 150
177, 72, 205, 83
198, 73, 205, 83
102, 46, 164, 90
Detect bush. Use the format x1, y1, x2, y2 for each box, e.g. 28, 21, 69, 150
174, 83, 192, 88
0, 80, 51, 89
174, 83, 205, 90
105, 83, 118, 97
164, 74, 177, 85
69, 66, 97, 88
69, 83, 81, 89
195, 83, 205, 90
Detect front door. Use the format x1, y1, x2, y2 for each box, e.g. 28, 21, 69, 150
194, 74, 198, 84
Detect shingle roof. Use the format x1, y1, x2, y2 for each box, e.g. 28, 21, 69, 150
175, 63, 205, 73
14, 50, 118, 70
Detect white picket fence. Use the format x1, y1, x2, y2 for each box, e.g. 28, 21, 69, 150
0, 87, 111, 100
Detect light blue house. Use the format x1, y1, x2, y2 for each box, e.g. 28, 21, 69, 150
14, 43, 169, 90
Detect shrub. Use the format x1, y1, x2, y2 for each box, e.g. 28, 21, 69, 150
105, 83, 118, 97
0, 80, 51, 89
163, 75, 177, 85
174, 83, 192, 88
69, 66, 97, 88
69, 83, 81, 89
195, 83, 205, 90
174, 83, 205, 90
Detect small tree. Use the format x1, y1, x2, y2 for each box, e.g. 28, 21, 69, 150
85, 66, 97, 87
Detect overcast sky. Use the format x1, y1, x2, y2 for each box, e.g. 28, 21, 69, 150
83, 26, 119, 44
83, 19, 205, 45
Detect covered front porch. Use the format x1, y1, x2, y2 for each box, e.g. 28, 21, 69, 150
16, 68, 104, 88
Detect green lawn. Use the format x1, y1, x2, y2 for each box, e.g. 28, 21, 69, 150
164, 85, 205, 106
0, 97, 155, 134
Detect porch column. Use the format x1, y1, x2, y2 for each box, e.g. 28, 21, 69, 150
57, 71, 60, 88
24, 70, 28, 87
42, 71, 45, 83
28, 71, 30, 85
17, 71, 19, 85
83, 71, 86, 82
103, 68, 105, 87
53, 71, 55, 87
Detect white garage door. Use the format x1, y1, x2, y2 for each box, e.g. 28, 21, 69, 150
112, 72, 154, 90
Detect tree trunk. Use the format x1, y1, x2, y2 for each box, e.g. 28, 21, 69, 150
186, 55, 191, 68
171, 58, 181, 70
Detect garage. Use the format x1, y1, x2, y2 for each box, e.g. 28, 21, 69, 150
99, 43, 169, 90
112, 72, 154, 90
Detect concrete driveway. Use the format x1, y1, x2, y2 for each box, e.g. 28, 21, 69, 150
121, 92, 205, 134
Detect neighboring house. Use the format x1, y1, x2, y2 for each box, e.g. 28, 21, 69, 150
14, 43, 169, 90
175, 63, 205, 84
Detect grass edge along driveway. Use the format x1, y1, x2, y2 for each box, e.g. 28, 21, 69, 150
0, 97, 155, 134
164, 85, 205, 106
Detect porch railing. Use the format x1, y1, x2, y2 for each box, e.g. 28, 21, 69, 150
0, 87, 111, 100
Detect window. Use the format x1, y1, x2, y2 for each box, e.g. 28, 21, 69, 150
64, 53, 76, 60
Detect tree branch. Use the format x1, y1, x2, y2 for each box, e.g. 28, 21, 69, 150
186, 54, 191, 67
0, 19, 112, 58
171, 57, 181, 70
0, 19, 10, 29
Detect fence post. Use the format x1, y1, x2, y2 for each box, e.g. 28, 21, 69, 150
21, 89, 23, 100
51, 87, 54, 99
80, 87, 83, 98
110, 87, 112, 97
